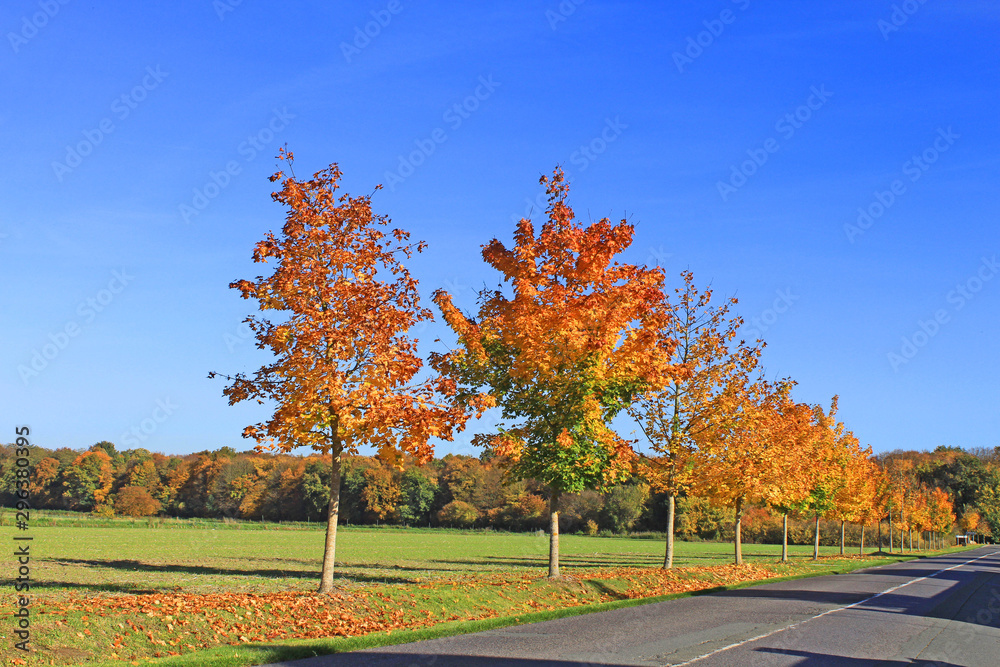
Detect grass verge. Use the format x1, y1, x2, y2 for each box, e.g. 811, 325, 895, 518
20, 545, 980, 667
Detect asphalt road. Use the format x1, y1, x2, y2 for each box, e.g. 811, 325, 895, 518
265, 546, 1000, 666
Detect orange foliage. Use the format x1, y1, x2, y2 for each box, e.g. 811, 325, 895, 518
213, 150, 475, 464
114, 486, 162, 517
432, 167, 677, 494
211, 151, 479, 590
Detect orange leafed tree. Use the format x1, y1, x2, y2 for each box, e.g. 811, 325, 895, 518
927, 486, 956, 548
212, 151, 482, 593
763, 398, 818, 562
362, 465, 402, 521
799, 398, 852, 560
431, 168, 678, 577
845, 454, 882, 556
695, 369, 792, 565
826, 424, 874, 555
628, 270, 752, 568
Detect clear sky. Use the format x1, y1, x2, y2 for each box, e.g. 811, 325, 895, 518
3, 1, 997, 458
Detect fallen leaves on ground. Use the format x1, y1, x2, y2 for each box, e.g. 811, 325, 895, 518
27, 563, 781, 664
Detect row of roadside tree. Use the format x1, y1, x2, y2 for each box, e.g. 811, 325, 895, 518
205, 156, 997, 586
12, 155, 992, 591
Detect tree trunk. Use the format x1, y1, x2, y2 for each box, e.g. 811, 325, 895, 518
781, 512, 788, 562
908, 529, 912, 552
878, 519, 882, 553
888, 514, 894, 553
840, 520, 845, 556
548, 489, 561, 578
813, 515, 820, 561
318, 446, 343, 594
860, 525, 865, 556
663, 494, 675, 569
734, 496, 744, 565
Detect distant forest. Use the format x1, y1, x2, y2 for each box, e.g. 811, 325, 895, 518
2, 441, 997, 544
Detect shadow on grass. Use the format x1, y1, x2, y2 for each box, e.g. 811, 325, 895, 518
430, 553, 665, 570
50, 557, 318, 579
587, 579, 631, 601
44, 558, 462, 586
34, 581, 163, 594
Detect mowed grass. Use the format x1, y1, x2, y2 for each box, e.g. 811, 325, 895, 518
32, 523, 863, 594
4, 517, 974, 667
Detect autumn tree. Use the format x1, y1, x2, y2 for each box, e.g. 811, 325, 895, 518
825, 420, 873, 555
362, 465, 402, 522
174, 452, 229, 517
958, 508, 981, 538
30, 457, 62, 508
927, 486, 956, 548
212, 152, 481, 593
628, 270, 750, 568
978, 482, 1000, 541
798, 398, 852, 560
848, 456, 882, 555
115, 486, 161, 517
437, 499, 479, 527
125, 457, 162, 496
431, 168, 677, 577
695, 370, 792, 565
879, 457, 912, 552
61, 450, 114, 512
763, 399, 817, 562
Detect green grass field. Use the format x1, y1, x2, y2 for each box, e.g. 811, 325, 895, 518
30, 523, 875, 595
2, 513, 973, 667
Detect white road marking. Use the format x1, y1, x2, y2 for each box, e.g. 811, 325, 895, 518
670, 549, 998, 666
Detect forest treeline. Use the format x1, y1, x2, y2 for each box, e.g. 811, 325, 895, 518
2, 440, 997, 545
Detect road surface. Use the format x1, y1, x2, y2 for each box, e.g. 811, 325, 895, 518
265, 546, 1000, 666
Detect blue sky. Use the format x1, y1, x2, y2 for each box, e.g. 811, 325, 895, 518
2, 1, 997, 457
